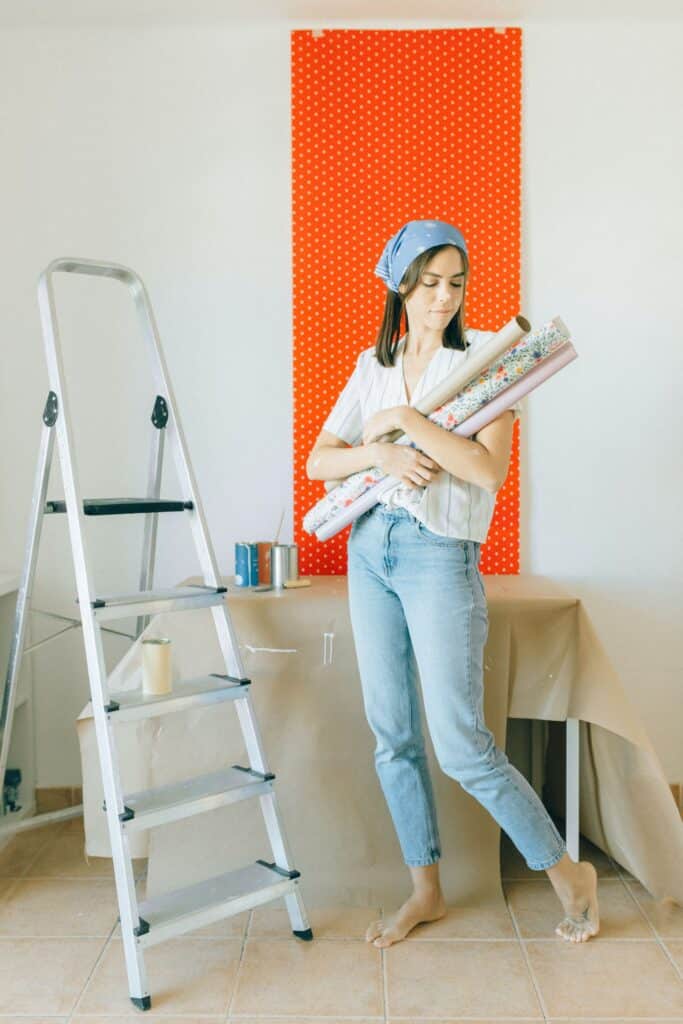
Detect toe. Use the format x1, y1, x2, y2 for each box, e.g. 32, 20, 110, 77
365, 919, 383, 942
556, 916, 581, 941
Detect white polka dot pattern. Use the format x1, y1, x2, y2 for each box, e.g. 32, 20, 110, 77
292, 27, 522, 575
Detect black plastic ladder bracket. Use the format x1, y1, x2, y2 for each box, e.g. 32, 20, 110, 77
232, 764, 275, 782
256, 858, 301, 881
101, 801, 134, 822
42, 391, 58, 426
210, 673, 251, 686
151, 396, 168, 429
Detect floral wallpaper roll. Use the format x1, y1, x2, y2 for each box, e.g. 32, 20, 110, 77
303, 318, 569, 536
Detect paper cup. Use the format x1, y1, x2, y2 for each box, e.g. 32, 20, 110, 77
141, 638, 172, 696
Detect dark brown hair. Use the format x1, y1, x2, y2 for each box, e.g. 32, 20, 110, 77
374, 244, 470, 367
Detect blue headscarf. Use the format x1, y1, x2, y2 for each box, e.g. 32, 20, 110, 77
374, 219, 468, 293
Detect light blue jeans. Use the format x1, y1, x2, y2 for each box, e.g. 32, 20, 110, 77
347, 503, 567, 871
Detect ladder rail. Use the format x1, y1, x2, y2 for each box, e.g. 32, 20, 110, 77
136, 420, 165, 637
225, 637, 309, 932
0, 421, 55, 805
37, 261, 150, 1002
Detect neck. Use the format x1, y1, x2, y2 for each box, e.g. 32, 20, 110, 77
404, 329, 444, 358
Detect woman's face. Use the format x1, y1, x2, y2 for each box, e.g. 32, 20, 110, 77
399, 247, 466, 335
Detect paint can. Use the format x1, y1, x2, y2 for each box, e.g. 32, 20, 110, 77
234, 542, 259, 587
287, 544, 299, 581
270, 544, 290, 589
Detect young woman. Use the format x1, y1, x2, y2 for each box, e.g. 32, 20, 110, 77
306, 219, 599, 948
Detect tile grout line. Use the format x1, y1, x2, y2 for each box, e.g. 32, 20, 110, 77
504, 891, 551, 1023
380, 909, 388, 1023
225, 1011, 548, 1019
198, 933, 581, 943
0, 1009, 676, 1021
616, 865, 683, 983
0, 875, 22, 902
66, 916, 118, 1021
225, 909, 253, 1020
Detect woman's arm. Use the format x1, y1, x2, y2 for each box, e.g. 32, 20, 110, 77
306, 430, 380, 481
398, 408, 515, 494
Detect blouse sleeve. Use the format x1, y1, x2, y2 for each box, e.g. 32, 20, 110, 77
321, 353, 364, 446
508, 397, 523, 422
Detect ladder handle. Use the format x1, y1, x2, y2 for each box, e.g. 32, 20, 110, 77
39, 258, 147, 301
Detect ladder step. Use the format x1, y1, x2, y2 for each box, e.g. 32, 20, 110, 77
91, 585, 226, 621
121, 765, 275, 831
48, 498, 194, 516
135, 860, 300, 947
45, 498, 194, 516
107, 673, 250, 722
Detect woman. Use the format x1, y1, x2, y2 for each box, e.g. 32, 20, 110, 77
306, 219, 599, 948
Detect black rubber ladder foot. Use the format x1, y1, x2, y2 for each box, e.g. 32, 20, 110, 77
130, 995, 152, 1011
293, 927, 314, 941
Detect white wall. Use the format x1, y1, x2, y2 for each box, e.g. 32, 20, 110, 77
1, 13, 681, 785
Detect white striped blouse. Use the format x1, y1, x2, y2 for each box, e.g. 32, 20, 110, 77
321, 328, 522, 542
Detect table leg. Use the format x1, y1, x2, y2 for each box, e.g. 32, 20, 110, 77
566, 717, 580, 862
530, 719, 546, 798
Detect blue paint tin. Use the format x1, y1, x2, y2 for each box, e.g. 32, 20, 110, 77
234, 542, 259, 587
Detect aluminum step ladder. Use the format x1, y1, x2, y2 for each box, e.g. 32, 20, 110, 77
0, 257, 312, 1009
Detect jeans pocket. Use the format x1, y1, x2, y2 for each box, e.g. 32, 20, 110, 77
413, 518, 465, 547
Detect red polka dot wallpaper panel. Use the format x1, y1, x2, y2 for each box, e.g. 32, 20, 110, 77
292, 28, 522, 575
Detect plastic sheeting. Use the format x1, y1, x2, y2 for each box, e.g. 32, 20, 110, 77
76, 575, 683, 908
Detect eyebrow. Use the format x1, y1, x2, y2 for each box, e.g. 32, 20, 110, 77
422, 271, 465, 279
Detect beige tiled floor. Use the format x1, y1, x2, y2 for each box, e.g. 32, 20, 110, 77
0, 818, 680, 1020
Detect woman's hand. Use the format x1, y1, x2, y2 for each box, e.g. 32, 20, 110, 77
375, 442, 442, 489
362, 406, 410, 446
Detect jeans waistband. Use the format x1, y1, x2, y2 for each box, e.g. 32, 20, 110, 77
369, 504, 416, 522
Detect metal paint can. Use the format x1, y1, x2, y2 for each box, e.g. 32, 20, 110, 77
270, 544, 290, 589
256, 542, 271, 584
234, 542, 259, 587
287, 544, 299, 580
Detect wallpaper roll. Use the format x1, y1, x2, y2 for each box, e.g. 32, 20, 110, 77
323, 313, 531, 491
304, 317, 572, 537
315, 340, 577, 540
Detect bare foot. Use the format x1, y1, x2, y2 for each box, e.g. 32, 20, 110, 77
551, 860, 600, 942
365, 889, 447, 948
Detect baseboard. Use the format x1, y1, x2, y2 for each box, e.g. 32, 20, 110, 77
35, 787, 83, 814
